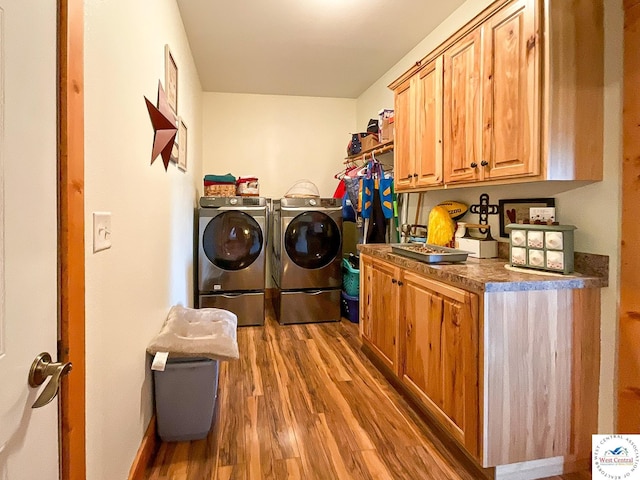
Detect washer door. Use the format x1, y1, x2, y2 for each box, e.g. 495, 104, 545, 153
284, 211, 340, 269
202, 211, 263, 270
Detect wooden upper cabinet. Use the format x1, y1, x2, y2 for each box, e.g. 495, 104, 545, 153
393, 58, 444, 191
443, 28, 482, 184
360, 256, 401, 374
482, 0, 539, 179
400, 272, 479, 458
415, 58, 444, 187
444, 0, 538, 184
390, 0, 603, 190
393, 78, 414, 191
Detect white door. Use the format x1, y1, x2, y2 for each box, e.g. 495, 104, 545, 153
0, 1, 60, 479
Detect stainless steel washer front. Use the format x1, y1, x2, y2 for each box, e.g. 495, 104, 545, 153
273, 197, 342, 290
197, 197, 267, 293
199, 291, 265, 327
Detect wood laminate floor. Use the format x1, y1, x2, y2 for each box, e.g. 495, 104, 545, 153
145, 305, 591, 480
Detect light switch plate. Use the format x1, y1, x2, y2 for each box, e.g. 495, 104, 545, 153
93, 212, 112, 253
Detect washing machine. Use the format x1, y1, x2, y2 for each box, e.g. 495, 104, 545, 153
271, 197, 342, 324
197, 196, 268, 326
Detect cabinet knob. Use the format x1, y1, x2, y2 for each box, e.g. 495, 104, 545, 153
391, 278, 397, 284
413, 173, 418, 178
481, 160, 488, 167
398, 281, 404, 286
470, 162, 478, 168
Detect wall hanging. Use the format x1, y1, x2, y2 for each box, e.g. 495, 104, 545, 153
144, 81, 178, 171
164, 44, 178, 114
177, 118, 187, 172
498, 198, 556, 238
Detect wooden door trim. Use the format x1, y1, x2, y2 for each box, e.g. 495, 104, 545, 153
58, 0, 86, 478
618, 0, 640, 433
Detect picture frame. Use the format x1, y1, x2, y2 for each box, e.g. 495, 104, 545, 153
164, 44, 178, 114
498, 198, 556, 238
170, 118, 179, 164
177, 118, 187, 172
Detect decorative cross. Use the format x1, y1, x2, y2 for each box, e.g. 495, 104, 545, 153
469, 193, 499, 235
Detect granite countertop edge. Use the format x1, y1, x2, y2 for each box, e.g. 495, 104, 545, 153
357, 244, 609, 293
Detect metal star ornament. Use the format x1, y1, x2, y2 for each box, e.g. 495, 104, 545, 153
144, 81, 178, 170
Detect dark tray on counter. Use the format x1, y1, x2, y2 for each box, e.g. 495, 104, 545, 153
390, 243, 471, 264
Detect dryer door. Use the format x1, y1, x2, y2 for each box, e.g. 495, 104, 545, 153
284, 211, 340, 269
280, 211, 342, 289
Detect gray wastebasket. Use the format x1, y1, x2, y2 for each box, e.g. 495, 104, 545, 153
153, 357, 219, 442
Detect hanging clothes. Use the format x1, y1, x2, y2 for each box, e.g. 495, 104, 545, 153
360, 159, 390, 243
366, 184, 387, 243
333, 180, 346, 199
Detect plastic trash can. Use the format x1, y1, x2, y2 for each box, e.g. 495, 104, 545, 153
153, 357, 219, 442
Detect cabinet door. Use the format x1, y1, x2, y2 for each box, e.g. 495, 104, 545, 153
482, 0, 539, 179
394, 77, 415, 191
444, 27, 482, 184
361, 257, 400, 374
415, 57, 444, 187
401, 272, 479, 457
359, 255, 374, 340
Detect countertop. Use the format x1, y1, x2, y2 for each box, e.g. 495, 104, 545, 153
358, 244, 609, 293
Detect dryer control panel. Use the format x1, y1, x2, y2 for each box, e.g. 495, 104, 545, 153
200, 196, 267, 208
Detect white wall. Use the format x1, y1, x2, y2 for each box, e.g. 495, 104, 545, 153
357, 0, 495, 128
84, 0, 203, 478
356, 0, 623, 432
202, 93, 356, 199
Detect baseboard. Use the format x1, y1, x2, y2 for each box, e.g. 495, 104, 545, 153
494, 456, 590, 480
128, 415, 159, 480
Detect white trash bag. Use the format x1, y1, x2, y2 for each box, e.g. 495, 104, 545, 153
147, 305, 239, 361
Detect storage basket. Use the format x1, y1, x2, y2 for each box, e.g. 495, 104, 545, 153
342, 258, 360, 297
204, 184, 236, 197
236, 177, 259, 196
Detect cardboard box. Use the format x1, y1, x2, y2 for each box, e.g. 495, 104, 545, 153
360, 132, 379, 151
380, 116, 394, 142
378, 109, 394, 143
455, 237, 498, 259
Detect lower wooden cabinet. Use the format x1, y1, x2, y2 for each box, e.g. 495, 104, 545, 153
361, 256, 480, 457
360, 255, 401, 374
400, 271, 479, 458
359, 253, 601, 477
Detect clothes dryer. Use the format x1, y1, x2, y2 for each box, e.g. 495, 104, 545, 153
197, 196, 268, 326
271, 197, 342, 324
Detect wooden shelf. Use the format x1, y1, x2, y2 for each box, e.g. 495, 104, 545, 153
344, 140, 394, 164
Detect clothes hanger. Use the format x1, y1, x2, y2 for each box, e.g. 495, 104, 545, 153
334, 164, 358, 180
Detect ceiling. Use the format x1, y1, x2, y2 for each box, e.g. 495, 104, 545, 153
176, 0, 466, 99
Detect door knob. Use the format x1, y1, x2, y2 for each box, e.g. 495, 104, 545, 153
28, 352, 72, 409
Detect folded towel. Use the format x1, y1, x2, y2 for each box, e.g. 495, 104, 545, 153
204, 180, 236, 186
204, 174, 236, 183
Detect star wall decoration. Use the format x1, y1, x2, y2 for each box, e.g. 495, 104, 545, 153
144, 80, 178, 170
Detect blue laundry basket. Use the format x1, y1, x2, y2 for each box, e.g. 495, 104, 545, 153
341, 290, 359, 323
